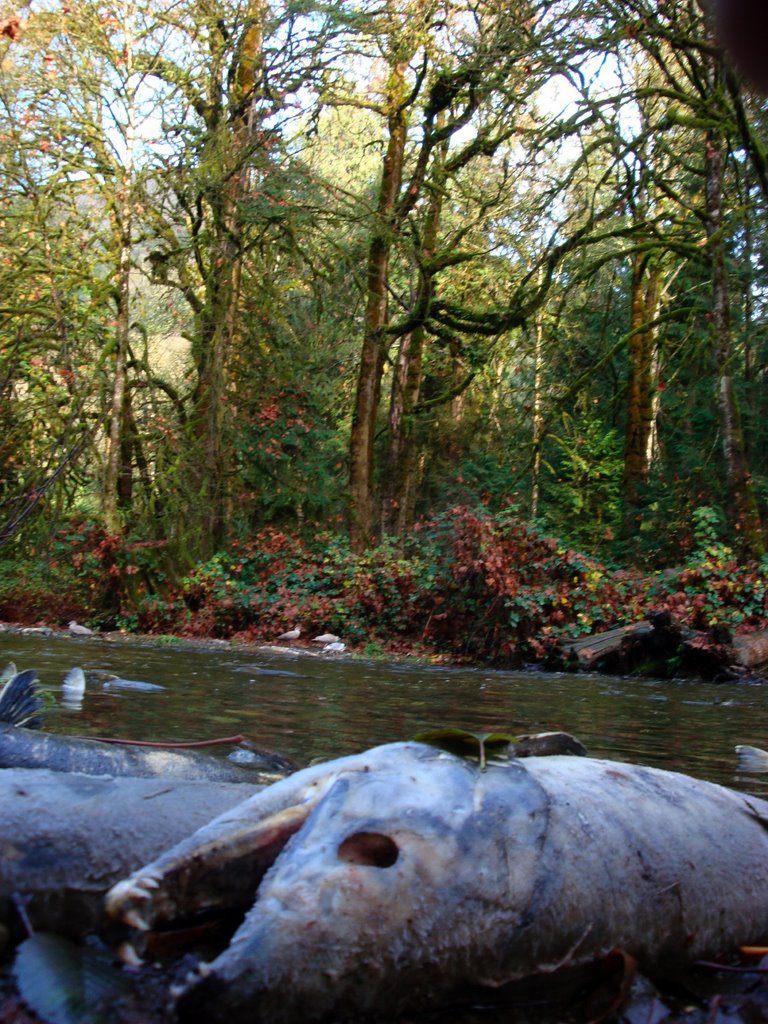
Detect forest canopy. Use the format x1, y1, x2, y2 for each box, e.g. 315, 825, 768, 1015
0, 0, 767, 641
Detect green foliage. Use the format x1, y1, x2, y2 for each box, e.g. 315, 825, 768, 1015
407, 505, 645, 661
543, 412, 624, 553
0, 516, 108, 624
644, 506, 768, 633
4, 505, 768, 665
0, 0, 766, 596
111, 507, 647, 661
689, 505, 730, 562
0, 514, 171, 627
233, 388, 347, 526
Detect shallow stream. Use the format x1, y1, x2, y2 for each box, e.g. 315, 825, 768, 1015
1, 628, 766, 793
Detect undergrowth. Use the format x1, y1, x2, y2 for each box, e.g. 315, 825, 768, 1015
1, 505, 765, 666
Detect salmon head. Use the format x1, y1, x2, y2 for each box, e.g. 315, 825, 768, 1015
106, 741, 549, 1022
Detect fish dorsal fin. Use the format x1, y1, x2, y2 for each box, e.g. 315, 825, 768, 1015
0, 669, 45, 729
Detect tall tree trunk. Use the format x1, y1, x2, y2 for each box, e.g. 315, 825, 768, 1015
380, 148, 445, 541
348, 61, 408, 552
530, 274, 546, 520
187, 5, 263, 559
381, 330, 421, 540
191, 283, 234, 556
190, 173, 243, 556
704, 120, 764, 555
621, 253, 660, 537
102, 0, 136, 535
103, 229, 130, 533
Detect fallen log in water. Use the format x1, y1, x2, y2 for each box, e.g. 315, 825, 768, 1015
552, 612, 768, 681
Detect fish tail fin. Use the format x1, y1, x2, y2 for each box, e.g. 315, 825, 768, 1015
736, 744, 768, 773
62, 667, 86, 696
0, 669, 44, 729
0, 661, 17, 684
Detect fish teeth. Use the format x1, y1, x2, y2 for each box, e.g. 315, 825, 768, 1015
170, 963, 211, 1000
105, 872, 161, 926
123, 909, 150, 931
105, 878, 135, 909
128, 873, 160, 900
117, 941, 144, 966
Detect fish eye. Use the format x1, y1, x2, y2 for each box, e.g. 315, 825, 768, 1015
337, 832, 399, 868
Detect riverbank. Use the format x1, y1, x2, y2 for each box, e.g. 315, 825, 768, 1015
0, 618, 444, 667
2, 507, 766, 672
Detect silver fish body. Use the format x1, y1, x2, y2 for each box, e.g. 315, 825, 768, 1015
0, 669, 292, 783
0, 768, 263, 940
106, 742, 768, 1023
102, 676, 166, 692
0, 725, 288, 782
87, 669, 165, 692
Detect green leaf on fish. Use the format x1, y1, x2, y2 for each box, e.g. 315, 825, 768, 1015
413, 728, 517, 770
13, 933, 133, 1024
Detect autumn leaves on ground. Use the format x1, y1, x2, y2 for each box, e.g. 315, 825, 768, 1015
2, 505, 766, 673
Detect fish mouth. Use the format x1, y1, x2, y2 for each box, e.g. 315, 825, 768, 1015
105, 801, 403, 948
105, 798, 316, 953
103, 743, 518, 1021
104, 754, 410, 950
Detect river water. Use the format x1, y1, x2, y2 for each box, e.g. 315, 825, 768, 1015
1, 628, 766, 793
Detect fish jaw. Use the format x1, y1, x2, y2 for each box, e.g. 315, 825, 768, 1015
105, 799, 318, 935
104, 749, 380, 934
174, 751, 549, 1023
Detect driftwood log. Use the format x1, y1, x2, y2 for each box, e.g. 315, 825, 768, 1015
551, 611, 768, 682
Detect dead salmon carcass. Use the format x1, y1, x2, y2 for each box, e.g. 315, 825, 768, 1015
0, 768, 264, 942
0, 669, 293, 783
105, 741, 768, 1023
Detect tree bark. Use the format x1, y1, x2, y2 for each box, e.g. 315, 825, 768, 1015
621, 253, 660, 537
381, 330, 421, 540
348, 60, 409, 551
381, 146, 446, 542
531, 303, 544, 520
186, 4, 264, 559
704, 120, 764, 557
102, 0, 136, 536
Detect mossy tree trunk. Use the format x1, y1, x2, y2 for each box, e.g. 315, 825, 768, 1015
703, 84, 764, 556
380, 144, 446, 542
621, 252, 660, 538
161, 0, 266, 560
349, 59, 409, 552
